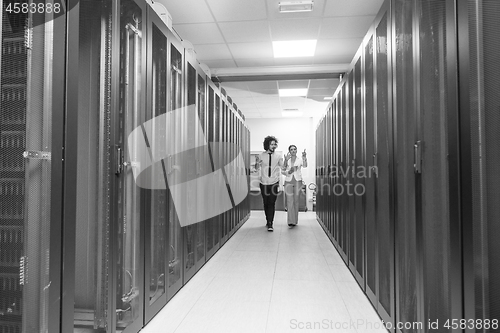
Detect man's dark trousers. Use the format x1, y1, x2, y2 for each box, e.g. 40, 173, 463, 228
260, 182, 279, 226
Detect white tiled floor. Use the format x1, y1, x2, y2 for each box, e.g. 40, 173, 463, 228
140, 211, 387, 333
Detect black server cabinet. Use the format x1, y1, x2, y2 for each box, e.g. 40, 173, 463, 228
415, 0, 462, 329
327, 107, 333, 235
347, 71, 356, 274
364, 33, 377, 308
143, 9, 170, 322
195, 71, 207, 272
339, 82, 348, 261
0, 2, 66, 332
205, 83, 219, 260
183, 54, 199, 284
333, 98, 340, 248
353, 53, 365, 287
67, 0, 149, 331
219, 96, 228, 246
374, 8, 395, 328
167, 34, 184, 300
392, 0, 419, 330
113, 0, 148, 330
66, 0, 119, 331
459, 0, 500, 330
344, 69, 356, 275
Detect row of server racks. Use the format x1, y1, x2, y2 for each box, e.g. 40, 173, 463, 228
315, 0, 499, 332
0, 0, 252, 332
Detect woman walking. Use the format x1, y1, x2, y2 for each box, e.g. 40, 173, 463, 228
282, 145, 307, 227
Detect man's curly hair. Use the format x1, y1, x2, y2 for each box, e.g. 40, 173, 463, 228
263, 136, 278, 151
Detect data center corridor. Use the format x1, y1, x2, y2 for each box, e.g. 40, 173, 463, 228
140, 211, 386, 333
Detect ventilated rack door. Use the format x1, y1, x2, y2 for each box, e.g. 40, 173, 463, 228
195, 73, 207, 271
114, 0, 146, 330
417, 0, 461, 328
461, 0, 500, 326
347, 72, 356, 272
205, 84, 219, 259
353, 56, 365, 286
364, 34, 377, 307
1, 2, 65, 332
183, 59, 198, 283
393, 0, 419, 329
167, 41, 184, 299
70, 0, 115, 331
374, 11, 395, 326
143, 10, 169, 323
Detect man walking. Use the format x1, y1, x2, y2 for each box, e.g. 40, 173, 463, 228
255, 136, 283, 232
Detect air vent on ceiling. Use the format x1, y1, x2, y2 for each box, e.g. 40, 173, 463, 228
279, 1, 314, 13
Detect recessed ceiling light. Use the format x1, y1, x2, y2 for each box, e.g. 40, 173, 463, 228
279, 1, 314, 13
323, 97, 332, 100
272, 40, 317, 58
279, 88, 308, 97
282, 110, 304, 117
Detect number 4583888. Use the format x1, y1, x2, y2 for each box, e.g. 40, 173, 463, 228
5, 2, 62, 14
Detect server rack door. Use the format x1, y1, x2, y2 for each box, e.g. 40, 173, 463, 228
235, 116, 240, 228
324, 118, 328, 228
392, 0, 419, 330
205, 84, 219, 259
460, 0, 500, 327
364, 34, 377, 307
340, 82, 348, 260
167, 40, 184, 299
223, 103, 230, 238
114, 0, 147, 330
354, 55, 365, 286
229, 110, 236, 233
417, 0, 461, 328
327, 108, 332, 233
334, 98, 340, 247
233, 112, 238, 230
227, 106, 233, 234
323, 113, 326, 229
317, 123, 320, 223
183, 60, 198, 283
0, 3, 65, 332
195, 72, 207, 271
66, 0, 117, 331
143, 9, 169, 323
225, 105, 231, 235
214, 93, 222, 247
374, 9, 395, 328
347, 71, 356, 273
318, 121, 321, 223
218, 99, 228, 245
227, 106, 233, 232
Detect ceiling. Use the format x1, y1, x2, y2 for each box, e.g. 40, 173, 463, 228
154, 0, 385, 118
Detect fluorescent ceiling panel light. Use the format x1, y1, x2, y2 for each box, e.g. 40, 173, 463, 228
323, 97, 332, 100
279, 88, 308, 97
272, 40, 317, 58
279, 1, 314, 13
282, 110, 304, 117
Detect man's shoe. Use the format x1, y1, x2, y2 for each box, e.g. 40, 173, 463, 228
267, 226, 274, 232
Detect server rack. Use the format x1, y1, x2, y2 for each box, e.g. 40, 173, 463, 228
0, 1, 66, 331
183, 47, 199, 284
315, 0, 494, 332
144, 5, 169, 323
195, 67, 208, 273
205, 80, 220, 261
458, 1, 500, 330
0, 0, 251, 332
